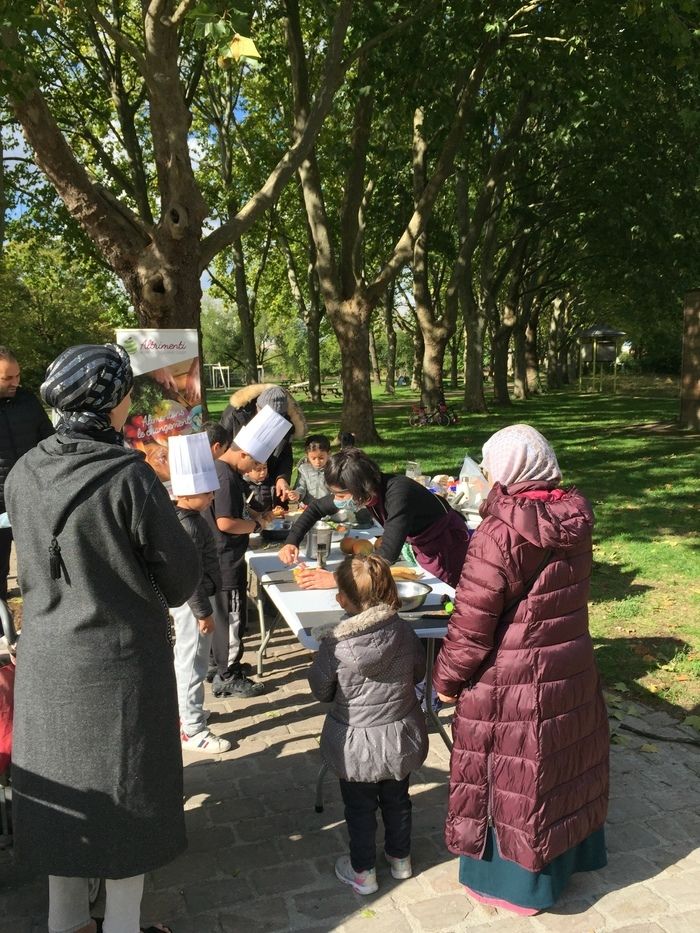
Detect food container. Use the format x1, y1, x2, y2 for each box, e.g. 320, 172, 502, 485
303, 522, 334, 561
395, 580, 432, 611
261, 518, 292, 542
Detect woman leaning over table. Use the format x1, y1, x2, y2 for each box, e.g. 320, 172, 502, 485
5, 344, 199, 933
277, 447, 470, 589
432, 424, 609, 915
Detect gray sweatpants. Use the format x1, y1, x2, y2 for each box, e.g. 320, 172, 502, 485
48, 874, 144, 933
172, 600, 213, 737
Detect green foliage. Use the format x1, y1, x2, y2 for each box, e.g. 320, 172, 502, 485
0, 237, 134, 388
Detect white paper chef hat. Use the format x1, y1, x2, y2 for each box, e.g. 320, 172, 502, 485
234, 404, 290, 464
168, 432, 220, 495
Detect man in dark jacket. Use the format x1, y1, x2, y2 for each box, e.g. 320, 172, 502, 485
0, 347, 54, 599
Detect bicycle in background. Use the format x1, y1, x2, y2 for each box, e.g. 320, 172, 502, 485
408, 401, 459, 427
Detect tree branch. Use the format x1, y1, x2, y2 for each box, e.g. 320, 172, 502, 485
87, 3, 147, 76
368, 39, 499, 300
165, 0, 198, 28
340, 59, 374, 295
5, 36, 151, 267
344, 0, 440, 67
199, 0, 354, 268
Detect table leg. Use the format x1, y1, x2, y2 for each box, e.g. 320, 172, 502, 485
258, 611, 278, 678
425, 637, 453, 751
255, 594, 267, 678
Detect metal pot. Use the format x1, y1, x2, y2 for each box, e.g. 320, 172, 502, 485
303, 522, 334, 561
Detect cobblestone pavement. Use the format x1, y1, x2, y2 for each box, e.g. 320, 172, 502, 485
2, 623, 700, 932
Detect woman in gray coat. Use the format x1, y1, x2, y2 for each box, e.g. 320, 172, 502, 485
5, 345, 200, 933
308, 554, 428, 896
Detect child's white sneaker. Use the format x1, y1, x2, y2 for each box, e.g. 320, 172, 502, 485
181, 728, 231, 754
385, 852, 412, 879
334, 855, 378, 895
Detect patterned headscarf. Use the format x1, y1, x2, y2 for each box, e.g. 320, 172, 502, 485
41, 344, 133, 438
481, 424, 561, 487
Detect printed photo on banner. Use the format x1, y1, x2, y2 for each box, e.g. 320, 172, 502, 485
116, 329, 201, 485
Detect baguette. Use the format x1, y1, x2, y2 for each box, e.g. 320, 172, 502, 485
390, 566, 423, 581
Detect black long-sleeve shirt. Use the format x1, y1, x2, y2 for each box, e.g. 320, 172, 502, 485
284, 473, 452, 564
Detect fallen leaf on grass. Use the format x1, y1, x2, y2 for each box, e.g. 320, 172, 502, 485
640, 743, 659, 753
360, 909, 377, 919
675, 674, 690, 682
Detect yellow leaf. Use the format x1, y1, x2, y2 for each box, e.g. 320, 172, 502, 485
230, 34, 260, 61
640, 743, 658, 753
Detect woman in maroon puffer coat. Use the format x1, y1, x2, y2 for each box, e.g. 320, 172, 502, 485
433, 424, 608, 915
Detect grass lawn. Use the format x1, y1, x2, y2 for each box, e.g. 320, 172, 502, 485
208, 378, 700, 716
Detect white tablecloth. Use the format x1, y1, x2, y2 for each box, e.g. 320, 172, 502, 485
246, 542, 454, 651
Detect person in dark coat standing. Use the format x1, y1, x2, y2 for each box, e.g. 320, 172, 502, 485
0, 346, 54, 600
5, 344, 200, 933
433, 424, 609, 915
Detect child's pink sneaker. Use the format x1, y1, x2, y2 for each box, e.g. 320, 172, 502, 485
334, 855, 378, 894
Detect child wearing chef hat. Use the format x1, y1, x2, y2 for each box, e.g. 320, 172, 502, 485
207, 406, 291, 698
168, 432, 233, 754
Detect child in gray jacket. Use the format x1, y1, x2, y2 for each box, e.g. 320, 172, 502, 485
294, 434, 331, 504
308, 554, 428, 895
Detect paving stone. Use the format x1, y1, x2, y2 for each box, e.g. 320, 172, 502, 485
277, 826, 347, 861
182, 876, 255, 913
660, 909, 700, 932
251, 861, 321, 897
595, 884, 670, 924
534, 900, 607, 930
418, 859, 465, 895
206, 795, 267, 823
648, 870, 700, 908
0, 920, 32, 933
218, 895, 291, 932
140, 888, 188, 921
339, 907, 414, 932
614, 924, 665, 933
607, 793, 661, 823
606, 821, 666, 854
460, 919, 535, 932
406, 894, 474, 930
161, 913, 222, 933
219, 839, 285, 871
5, 630, 700, 932
150, 850, 221, 889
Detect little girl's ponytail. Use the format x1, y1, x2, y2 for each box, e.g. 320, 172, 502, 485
336, 553, 400, 611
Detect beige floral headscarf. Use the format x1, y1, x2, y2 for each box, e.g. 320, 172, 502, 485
481, 424, 561, 487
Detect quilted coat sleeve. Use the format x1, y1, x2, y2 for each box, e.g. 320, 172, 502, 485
432, 527, 512, 699
308, 640, 338, 703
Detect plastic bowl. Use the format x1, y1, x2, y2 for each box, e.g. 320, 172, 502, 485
395, 580, 432, 611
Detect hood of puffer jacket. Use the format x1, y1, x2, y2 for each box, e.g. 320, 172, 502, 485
315, 603, 401, 678
228, 383, 307, 440
483, 481, 594, 551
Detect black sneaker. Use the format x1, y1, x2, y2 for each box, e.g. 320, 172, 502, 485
227, 661, 253, 678
212, 672, 265, 698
